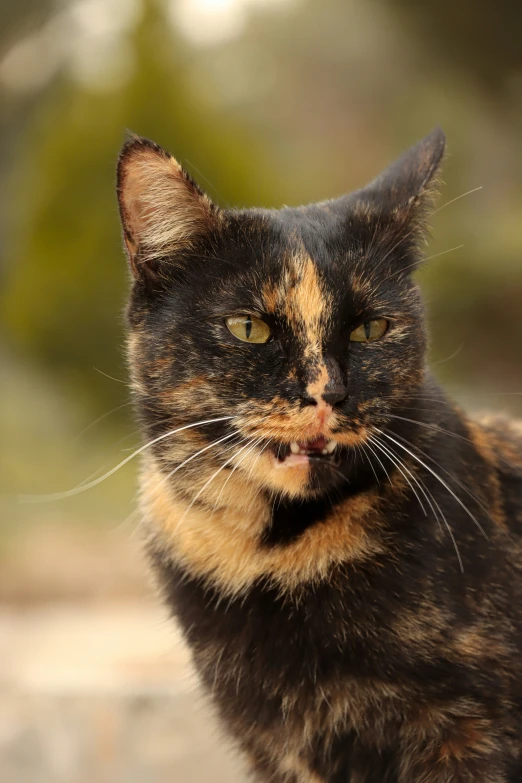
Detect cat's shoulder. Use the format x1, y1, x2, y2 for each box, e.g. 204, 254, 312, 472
471, 412, 522, 491
474, 413, 522, 455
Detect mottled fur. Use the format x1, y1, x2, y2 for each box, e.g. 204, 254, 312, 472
117, 128, 522, 781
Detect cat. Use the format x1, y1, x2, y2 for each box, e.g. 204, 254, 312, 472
116, 128, 522, 782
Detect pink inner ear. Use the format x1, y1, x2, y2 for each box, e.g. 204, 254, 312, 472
117, 141, 217, 275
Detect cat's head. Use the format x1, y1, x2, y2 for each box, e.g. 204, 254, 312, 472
118, 129, 444, 502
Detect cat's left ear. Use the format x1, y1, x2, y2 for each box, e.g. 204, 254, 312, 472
117, 134, 220, 282
354, 127, 446, 254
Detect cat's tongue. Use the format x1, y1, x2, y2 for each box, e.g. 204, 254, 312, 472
295, 436, 328, 453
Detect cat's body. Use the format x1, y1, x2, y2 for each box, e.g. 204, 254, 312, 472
117, 129, 522, 781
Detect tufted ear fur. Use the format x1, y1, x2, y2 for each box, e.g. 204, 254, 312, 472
362, 127, 446, 214
341, 127, 446, 264
117, 135, 220, 282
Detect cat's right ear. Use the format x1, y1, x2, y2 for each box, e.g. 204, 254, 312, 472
117, 135, 220, 282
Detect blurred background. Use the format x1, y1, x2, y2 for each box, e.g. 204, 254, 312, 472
1, 0, 522, 780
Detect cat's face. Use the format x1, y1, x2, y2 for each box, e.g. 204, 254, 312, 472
119, 130, 444, 501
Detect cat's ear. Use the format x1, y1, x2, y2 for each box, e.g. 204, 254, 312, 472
354, 127, 446, 255
117, 135, 220, 282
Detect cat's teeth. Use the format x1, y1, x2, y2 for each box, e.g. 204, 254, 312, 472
325, 439, 337, 454
289, 439, 337, 456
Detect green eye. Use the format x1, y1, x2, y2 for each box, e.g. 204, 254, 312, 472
350, 318, 389, 343
225, 315, 271, 344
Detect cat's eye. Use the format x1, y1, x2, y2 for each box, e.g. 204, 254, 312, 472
350, 318, 389, 343
225, 315, 271, 344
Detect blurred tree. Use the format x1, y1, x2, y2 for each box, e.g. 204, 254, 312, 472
1, 0, 521, 421
393, 0, 522, 95
0, 0, 53, 58
0, 0, 282, 416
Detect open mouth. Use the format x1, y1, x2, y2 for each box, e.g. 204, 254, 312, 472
274, 436, 340, 466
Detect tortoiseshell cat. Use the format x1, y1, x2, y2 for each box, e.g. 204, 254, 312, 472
117, 128, 522, 782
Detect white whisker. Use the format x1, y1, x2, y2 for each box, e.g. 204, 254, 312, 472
371, 433, 464, 572
388, 425, 492, 520
432, 186, 483, 215
368, 436, 427, 516
356, 443, 380, 487
386, 244, 464, 279
376, 428, 488, 542
371, 433, 444, 527
174, 438, 259, 531
20, 416, 235, 503
92, 367, 128, 384
164, 432, 242, 483
72, 401, 133, 442
386, 413, 476, 448
210, 436, 267, 513
364, 440, 392, 485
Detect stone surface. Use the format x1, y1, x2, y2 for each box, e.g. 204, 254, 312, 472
0, 603, 246, 782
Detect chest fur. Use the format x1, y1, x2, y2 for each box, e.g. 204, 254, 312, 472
153, 549, 511, 765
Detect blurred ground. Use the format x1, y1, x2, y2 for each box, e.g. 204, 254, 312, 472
1, 598, 245, 782
0, 355, 245, 780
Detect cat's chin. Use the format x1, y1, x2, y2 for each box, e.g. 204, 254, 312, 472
273, 453, 310, 469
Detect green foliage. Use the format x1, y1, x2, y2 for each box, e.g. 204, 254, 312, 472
2, 0, 522, 425
0, 0, 283, 416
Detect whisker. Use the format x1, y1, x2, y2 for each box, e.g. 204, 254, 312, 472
432, 186, 483, 215
72, 401, 133, 442
372, 222, 419, 276
368, 436, 427, 516
371, 433, 464, 572
20, 416, 235, 503
327, 465, 352, 485
377, 391, 446, 401
387, 427, 493, 520
174, 438, 259, 530
370, 433, 445, 528
385, 244, 464, 280
386, 413, 476, 448
356, 443, 380, 487
363, 440, 392, 486
153, 431, 241, 493
432, 342, 465, 366
383, 405, 464, 415
212, 436, 268, 512
422, 244, 464, 263
116, 432, 245, 533
92, 367, 128, 384
230, 438, 275, 514
375, 428, 488, 542
243, 438, 273, 486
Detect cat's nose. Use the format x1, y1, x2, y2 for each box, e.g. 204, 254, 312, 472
300, 385, 346, 407
300, 356, 347, 408
322, 386, 347, 406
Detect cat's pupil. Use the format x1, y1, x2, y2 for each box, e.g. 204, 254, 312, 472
364, 322, 371, 340
245, 316, 252, 339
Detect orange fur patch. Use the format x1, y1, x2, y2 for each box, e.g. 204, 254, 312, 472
466, 419, 506, 529
284, 253, 330, 357
437, 718, 492, 763
141, 458, 385, 596
306, 362, 330, 401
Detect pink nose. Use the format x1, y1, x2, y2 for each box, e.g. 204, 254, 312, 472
313, 399, 333, 427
